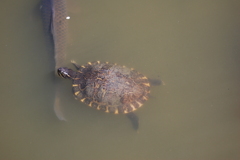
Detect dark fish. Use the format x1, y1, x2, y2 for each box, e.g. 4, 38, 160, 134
40, 0, 54, 57
41, 0, 68, 121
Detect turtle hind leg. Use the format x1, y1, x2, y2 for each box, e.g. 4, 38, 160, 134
148, 78, 162, 86
126, 112, 139, 130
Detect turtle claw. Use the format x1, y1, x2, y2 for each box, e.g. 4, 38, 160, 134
71, 60, 76, 64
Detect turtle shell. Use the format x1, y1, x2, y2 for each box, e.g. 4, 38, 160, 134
69, 61, 150, 114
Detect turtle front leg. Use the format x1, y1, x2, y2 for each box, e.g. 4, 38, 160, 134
126, 112, 139, 130
71, 60, 81, 70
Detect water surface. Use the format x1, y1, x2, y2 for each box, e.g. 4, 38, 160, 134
0, 0, 240, 159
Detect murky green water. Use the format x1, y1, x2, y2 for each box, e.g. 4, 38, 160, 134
1, 0, 240, 159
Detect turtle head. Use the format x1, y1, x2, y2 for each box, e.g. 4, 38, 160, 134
57, 67, 75, 79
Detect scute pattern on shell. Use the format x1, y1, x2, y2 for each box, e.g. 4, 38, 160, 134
71, 61, 150, 114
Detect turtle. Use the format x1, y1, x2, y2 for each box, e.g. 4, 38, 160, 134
57, 61, 160, 130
